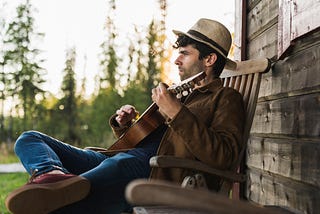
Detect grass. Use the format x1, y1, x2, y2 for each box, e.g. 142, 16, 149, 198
0, 173, 29, 214
0, 143, 19, 164
0, 143, 27, 213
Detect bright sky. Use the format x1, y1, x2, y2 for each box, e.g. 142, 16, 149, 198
4, 0, 234, 97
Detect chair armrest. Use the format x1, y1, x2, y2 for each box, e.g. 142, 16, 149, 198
221, 58, 271, 77
125, 179, 291, 214
150, 155, 246, 182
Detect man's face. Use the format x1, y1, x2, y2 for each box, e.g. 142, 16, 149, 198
174, 45, 204, 81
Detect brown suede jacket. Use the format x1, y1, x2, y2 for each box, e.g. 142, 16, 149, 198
109, 78, 245, 190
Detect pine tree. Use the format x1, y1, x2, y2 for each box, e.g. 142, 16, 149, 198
3, 0, 45, 130
98, 0, 119, 91
144, 0, 168, 103
0, 2, 7, 141
157, 0, 171, 83
59, 47, 80, 144
144, 19, 164, 104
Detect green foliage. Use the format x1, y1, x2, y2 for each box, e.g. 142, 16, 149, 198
145, 20, 162, 104
80, 88, 122, 147
0, 143, 19, 164
124, 82, 151, 112
0, 0, 168, 148
58, 47, 81, 144
0, 3, 172, 211
0, 173, 29, 214
1, 0, 45, 135
98, 0, 119, 91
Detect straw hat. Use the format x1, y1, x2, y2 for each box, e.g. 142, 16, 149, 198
173, 18, 236, 70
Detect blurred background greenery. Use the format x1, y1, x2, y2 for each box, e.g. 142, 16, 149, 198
1, 1, 168, 212
0, 0, 170, 148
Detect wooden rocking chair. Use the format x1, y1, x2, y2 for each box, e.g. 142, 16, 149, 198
124, 58, 296, 214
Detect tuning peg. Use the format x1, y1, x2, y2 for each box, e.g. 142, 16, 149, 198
182, 90, 189, 96
188, 82, 195, 88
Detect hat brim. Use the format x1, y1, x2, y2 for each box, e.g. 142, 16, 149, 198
173, 29, 237, 70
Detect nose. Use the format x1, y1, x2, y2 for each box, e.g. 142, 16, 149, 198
174, 56, 181, 66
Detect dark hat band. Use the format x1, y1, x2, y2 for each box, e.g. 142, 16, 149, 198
188, 30, 228, 56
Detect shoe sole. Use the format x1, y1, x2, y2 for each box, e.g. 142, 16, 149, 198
5, 176, 90, 214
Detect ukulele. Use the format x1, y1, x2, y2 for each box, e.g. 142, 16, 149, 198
87, 71, 206, 153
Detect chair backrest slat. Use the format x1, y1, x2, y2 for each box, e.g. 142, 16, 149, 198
221, 59, 270, 152
238, 75, 248, 98
244, 73, 262, 141
242, 74, 252, 109
234, 75, 241, 92
219, 58, 271, 198
230, 76, 236, 88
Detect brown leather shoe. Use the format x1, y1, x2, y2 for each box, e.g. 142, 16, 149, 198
28, 173, 79, 184
5, 174, 90, 214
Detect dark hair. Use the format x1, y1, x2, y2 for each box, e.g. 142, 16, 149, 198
173, 35, 226, 77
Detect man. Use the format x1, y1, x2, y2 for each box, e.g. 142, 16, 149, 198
6, 18, 244, 214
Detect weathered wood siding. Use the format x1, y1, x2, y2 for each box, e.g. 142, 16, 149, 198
242, 0, 320, 213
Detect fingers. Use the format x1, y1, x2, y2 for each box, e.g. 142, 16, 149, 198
115, 105, 138, 126
151, 83, 182, 119
158, 83, 168, 94
121, 105, 135, 113
115, 115, 124, 125
152, 83, 169, 102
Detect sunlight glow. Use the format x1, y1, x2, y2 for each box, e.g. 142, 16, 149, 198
3, 0, 234, 97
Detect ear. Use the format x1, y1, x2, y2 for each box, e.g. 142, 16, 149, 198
204, 53, 217, 67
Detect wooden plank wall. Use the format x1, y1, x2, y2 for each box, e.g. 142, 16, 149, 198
244, 0, 320, 213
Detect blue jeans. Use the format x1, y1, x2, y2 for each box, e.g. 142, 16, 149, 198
14, 126, 166, 214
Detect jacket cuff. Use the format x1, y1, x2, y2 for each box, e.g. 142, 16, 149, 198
165, 105, 189, 129
109, 114, 128, 137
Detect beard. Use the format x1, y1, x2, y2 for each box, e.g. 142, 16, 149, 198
179, 66, 202, 81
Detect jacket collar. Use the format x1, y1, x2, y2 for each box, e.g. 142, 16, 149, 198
196, 78, 223, 94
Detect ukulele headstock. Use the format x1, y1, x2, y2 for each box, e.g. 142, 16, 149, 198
167, 71, 206, 98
